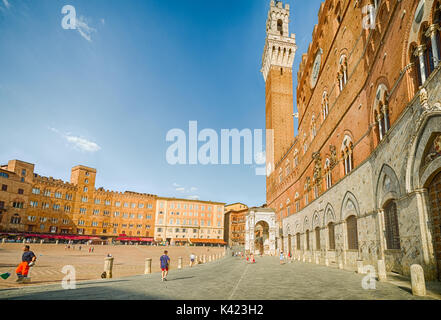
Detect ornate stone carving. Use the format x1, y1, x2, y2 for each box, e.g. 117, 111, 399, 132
312, 152, 322, 182
423, 134, 441, 167
329, 145, 337, 168
419, 88, 429, 110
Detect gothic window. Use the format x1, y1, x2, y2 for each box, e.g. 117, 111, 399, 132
342, 136, 354, 175
324, 158, 332, 190
315, 227, 321, 250
279, 168, 283, 183
374, 84, 390, 142
277, 19, 283, 35
296, 233, 301, 250
311, 115, 317, 139
306, 230, 310, 250
346, 215, 359, 250
335, 2, 342, 25
285, 160, 290, 176
384, 201, 401, 250
338, 55, 348, 92
422, 26, 436, 76
411, 44, 423, 88
314, 185, 319, 199
322, 92, 329, 121
328, 222, 336, 250
435, 5, 441, 64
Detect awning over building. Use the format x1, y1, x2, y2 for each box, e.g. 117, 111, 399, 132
189, 238, 226, 245
115, 236, 154, 242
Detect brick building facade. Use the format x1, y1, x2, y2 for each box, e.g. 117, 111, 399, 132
154, 197, 225, 245
263, 0, 441, 279
0, 159, 225, 244
224, 203, 248, 248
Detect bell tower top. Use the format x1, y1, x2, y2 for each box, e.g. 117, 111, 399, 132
266, 0, 290, 36
261, 0, 297, 82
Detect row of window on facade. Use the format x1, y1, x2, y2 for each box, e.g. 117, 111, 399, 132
157, 218, 221, 227
76, 220, 151, 229
158, 210, 221, 219
289, 201, 400, 252
32, 188, 154, 208
159, 202, 222, 212
156, 227, 222, 233
1, 184, 25, 194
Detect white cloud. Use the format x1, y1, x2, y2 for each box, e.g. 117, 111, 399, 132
50, 127, 101, 153
176, 187, 185, 193
75, 16, 96, 42
173, 183, 181, 188
2, 0, 10, 9
65, 135, 101, 152
187, 195, 200, 200
101, 18, 105, 25
190, 187, 198, 192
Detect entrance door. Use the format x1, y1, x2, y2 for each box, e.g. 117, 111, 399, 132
428, 171, 441, 280
288, 235, 292, 254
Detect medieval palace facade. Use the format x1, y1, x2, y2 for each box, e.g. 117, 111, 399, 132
264, 0, 441, 280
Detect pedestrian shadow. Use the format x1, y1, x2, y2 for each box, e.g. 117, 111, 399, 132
169, 276, 195, 281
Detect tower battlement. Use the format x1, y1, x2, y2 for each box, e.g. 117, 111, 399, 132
261, 0, 297, 82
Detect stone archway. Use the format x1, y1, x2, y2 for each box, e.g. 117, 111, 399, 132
428, 170, 441, 280
245, 208, 277, 256
255, 220, 270, 255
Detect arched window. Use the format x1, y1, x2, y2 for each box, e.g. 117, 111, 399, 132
311, 115, 317, 138
328, 222, 336, 250
315, 226, 321, 250
322, 92, 329, 121
346, 215, 359, 250
338, 55, 348, 92
384, 201, 401, 249
335, 2, 342, 25
324, 158, 332, 190
277, 19, 283, 35
296, 233, 301, 250
306, 230, 310, 250
285, 160, 290, 176
411, 44, 423, 88
342, 136, 354, 175
422, 25, 436, 76
430, 4, 441, 68
374, 84, 390, 142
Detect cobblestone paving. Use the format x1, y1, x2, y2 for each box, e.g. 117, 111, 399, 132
0, 256, 438, 300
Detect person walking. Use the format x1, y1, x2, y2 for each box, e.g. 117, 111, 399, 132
279, 251, 285, 265
15, 245, 37, 282
189, 253, 196, 267
160, 250, 170, 281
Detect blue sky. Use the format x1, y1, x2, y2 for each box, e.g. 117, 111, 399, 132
0, 0, 322, 207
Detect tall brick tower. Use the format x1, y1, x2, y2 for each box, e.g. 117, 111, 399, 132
261, 0, 296, 173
